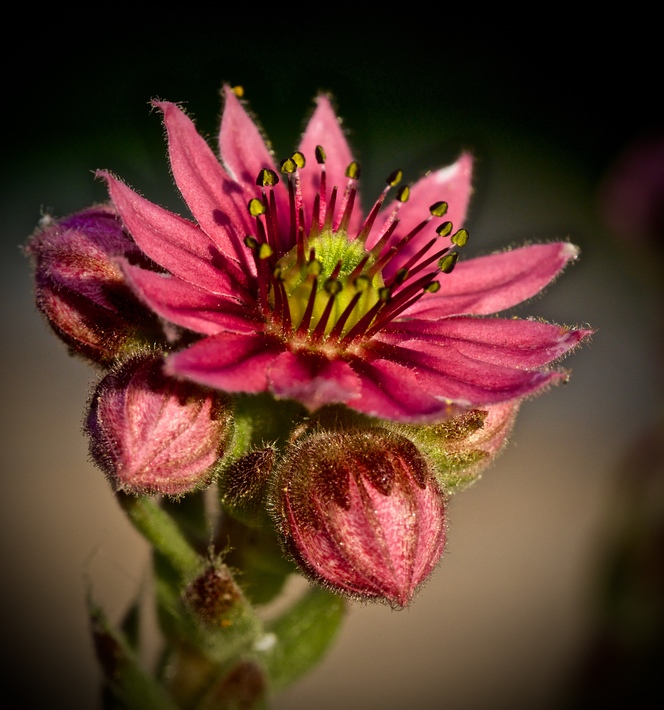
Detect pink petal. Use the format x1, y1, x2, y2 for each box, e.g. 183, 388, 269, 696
298, 94, 361, 236
402, 242, 580, 318
165, 332, 282, 393
218, 85, 280, 190
121, 262, 261, 335
382, 317, 593, 368
267, 351, 362, 411
368, 153, 473, 271
102, 172, 249, 295
155, 101, 255, 268
371, 340, 567, 405
349, 358, 466, 423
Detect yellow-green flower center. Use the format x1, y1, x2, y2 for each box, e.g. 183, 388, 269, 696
244, 148, 469, 355
274, 231, 383, 340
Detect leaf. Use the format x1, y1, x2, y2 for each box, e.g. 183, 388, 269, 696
260, 585, 346, 691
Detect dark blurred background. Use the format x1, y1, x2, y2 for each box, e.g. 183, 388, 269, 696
2, 16, 662, 709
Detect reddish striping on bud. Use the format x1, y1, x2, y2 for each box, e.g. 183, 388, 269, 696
24, 205, 162, 366
85, 353, 233, 496
271, 427, 446, 608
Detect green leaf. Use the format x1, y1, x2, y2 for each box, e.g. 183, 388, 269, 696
260, 585, 346, 691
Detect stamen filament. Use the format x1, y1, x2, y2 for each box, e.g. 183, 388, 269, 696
296, 275, 319, 335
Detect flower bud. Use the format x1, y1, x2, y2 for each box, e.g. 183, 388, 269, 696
183, 561, 244, 628
271, 427, 446, 608
25, 205, 162, 366
411, 400, 521, 494
86, 353, 233, 496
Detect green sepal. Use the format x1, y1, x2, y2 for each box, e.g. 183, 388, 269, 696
88, 594, 178, 710
260, 585, 346, 691
401, 411, 492, 495
423, 447, 489, 494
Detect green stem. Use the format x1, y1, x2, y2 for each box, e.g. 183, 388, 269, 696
117, 492, 201, 578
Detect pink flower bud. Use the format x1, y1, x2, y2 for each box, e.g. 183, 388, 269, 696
271, 427, 446, 608
25, 205, 162, 366
86, 353, 233, 496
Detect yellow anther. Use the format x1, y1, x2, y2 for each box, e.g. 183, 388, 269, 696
315, 145, 327, 164
379, 286, 391, 302
256, 168, 279, 187
397, 185, 410, 203
386, 169, 403, 188
324, 278, 342, 295
345, 161, 361, 180
429, 201, 448, 217
451, 229, 469, 247
394, 268, 409, 284
436, 221, 453, 237
248, 198, 266, 217
280, 157, 297, 174
439, 252, 459, 274
258, 243, 273, 260
290, 151, 306, 169
424, 281, 441, 293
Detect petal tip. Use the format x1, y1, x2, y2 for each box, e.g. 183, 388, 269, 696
561, 241, 580, 262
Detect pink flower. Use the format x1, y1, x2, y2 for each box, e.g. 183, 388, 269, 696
100, 86, 591, 423
271, 426, 447, 607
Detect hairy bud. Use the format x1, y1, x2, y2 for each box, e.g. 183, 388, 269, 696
271, 427, 446, 608
86, 353, 233, 496
25, 205, 162, 365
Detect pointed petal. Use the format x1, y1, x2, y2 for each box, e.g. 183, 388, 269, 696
298, 95, 361, 235
155, 100, 255, 267
382, 317, 593, 368
349, 358, 465, 423
369, 153, 473, 269
402, 242, 580, 318
165, 332, 282, 393
218, 85, 279, 189
102, 172, 250, 295
268, 350, 362, 411
121, 262, 261, 335
371, 340, 567, 405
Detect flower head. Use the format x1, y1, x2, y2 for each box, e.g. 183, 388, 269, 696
271, 426, 447, 607
85, 352, 233, 496
100, 86, 592, 423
